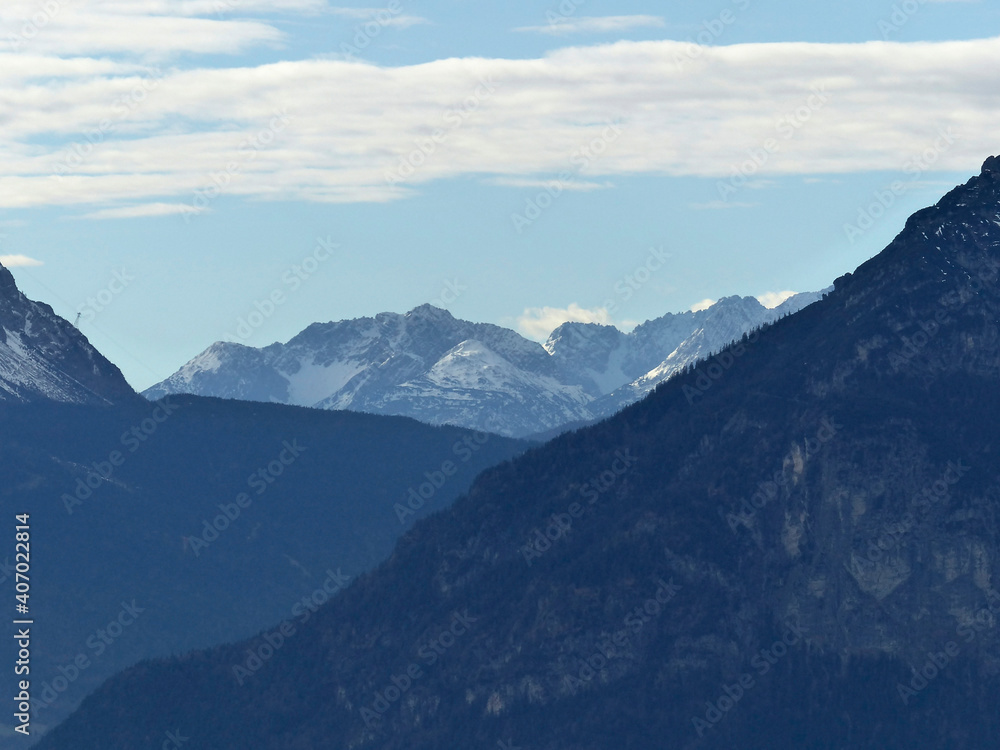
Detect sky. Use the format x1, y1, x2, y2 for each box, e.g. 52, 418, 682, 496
0, 0, 997, 391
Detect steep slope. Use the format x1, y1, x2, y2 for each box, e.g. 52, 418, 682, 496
544, 291, 823, 396
0, 396, 527, 746
36, 158, 1000, 750
145, 294, 823, 438
589, 291, 827, 414
0, 263, 135, 405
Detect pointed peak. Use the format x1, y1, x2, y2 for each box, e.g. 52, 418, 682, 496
710, 295, 764, 310
981, 155, 1000, 174
0, 259, 18, 298
405, 303, 455, 321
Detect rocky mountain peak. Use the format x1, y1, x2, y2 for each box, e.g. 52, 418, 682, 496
0, 261, 18, 299
0, 261, 136, 405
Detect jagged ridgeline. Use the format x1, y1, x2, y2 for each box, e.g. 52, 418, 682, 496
34, 159, 1000, 749
143, 290, 825, 439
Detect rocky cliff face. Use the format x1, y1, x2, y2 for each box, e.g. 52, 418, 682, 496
0, 262, 135, 405
35, 161, 1000, 750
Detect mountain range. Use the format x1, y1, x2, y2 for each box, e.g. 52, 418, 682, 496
33, 160, 1000, 748
0, 267, 529, 747
143, 291, 826, 438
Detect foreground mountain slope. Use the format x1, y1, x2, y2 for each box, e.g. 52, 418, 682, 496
39, 159, 1000, 750
0, 396, 527, 746
144, 294, 823, 437
0, 263, 135, 405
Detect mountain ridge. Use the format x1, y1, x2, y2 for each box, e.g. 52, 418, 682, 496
0, 263, 136, 406
144, 292, 826, 437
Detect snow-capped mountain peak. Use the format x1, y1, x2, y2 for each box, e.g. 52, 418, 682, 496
0, 262, 135, 405
146, 293, 828, 437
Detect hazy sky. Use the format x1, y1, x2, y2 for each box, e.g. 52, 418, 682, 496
0, 0, 996, 390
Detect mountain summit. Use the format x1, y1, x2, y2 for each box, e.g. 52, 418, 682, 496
36, 160, 1000, 749
144, 293, 823, 437
0, 262, 135, 405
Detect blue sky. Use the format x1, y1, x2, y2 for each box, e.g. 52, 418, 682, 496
0, 0, 996, 390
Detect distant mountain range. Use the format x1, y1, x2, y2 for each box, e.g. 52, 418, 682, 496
38, 157, 1000, 750
144, 292, 828, 437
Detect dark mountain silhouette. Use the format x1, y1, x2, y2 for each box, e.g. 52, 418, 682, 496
0, 397, 526, 744
35, 159, 1000, 749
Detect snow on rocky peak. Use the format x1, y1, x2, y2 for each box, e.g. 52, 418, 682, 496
145, 292, 828, 438
0, 262, 135, 405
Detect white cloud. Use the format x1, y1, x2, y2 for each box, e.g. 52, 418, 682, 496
757, 290, 798, 308
329, 7, 429, 27
0, 254, 43, 267
0, 1, 428, 59
690, 298, 716, 312
0, 6, 288, 57
515, 15, 666, 36
486, 177, 613, 191
74, 203, 207, 220
0, 36, 998, 212
516, 303, 615, 340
